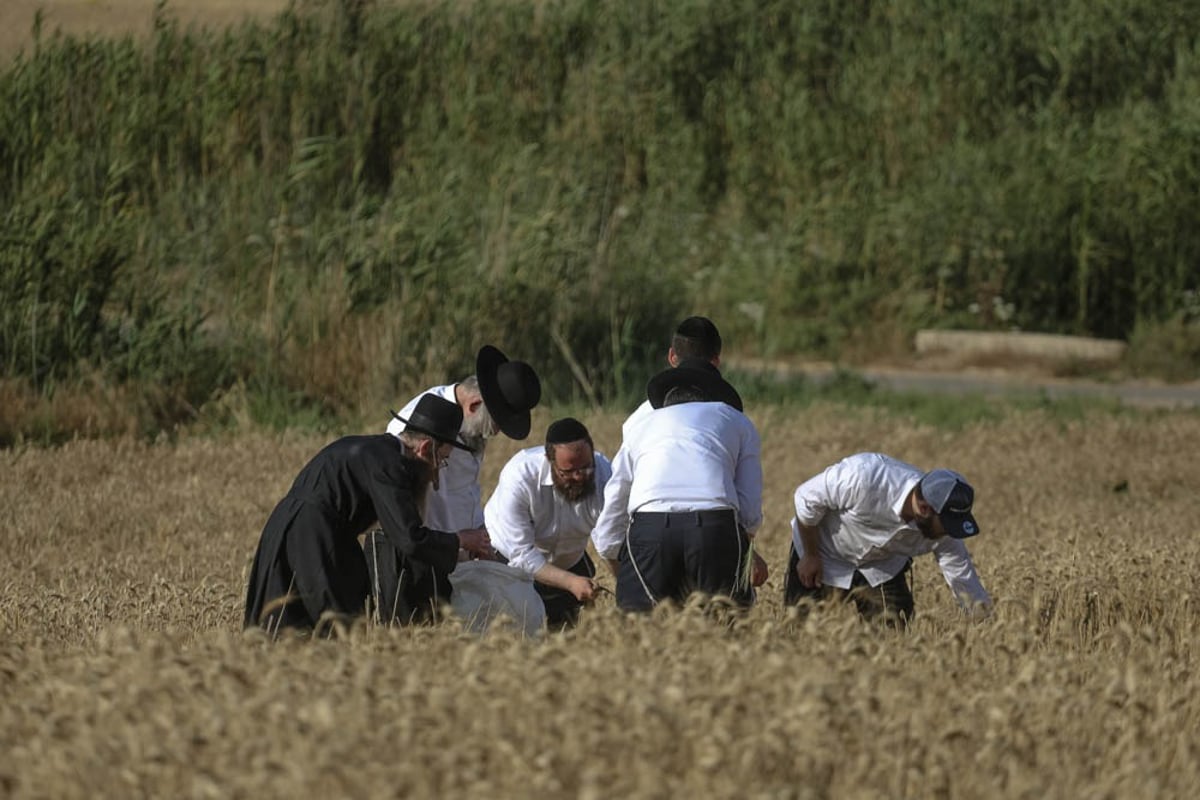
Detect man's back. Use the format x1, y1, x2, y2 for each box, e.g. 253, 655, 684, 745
286, 434, 413, 536
621, 401, 763, 528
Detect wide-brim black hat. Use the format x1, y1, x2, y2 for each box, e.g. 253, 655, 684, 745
390, 395, 473, 451
476, 345, 542, 440
646, 358, 743, 411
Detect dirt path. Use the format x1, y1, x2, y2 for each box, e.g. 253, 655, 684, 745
737, 359, 1200, 409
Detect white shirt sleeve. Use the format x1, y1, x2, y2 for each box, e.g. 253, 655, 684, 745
793, 471, 832, 528
793, 459, 862, 527
734, 419, 764, 535
930, 537, 991, 610
590, 443, 633, 561
484, 461, 546, 575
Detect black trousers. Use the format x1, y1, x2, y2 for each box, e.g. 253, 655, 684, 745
362, 529, 452, 626
782, 543, 914, 626
616, 510, 752, 612
533, 553, 596, 630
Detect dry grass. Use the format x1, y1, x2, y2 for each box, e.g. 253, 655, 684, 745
0, 0, 288, 60
2, 405, 1200, 798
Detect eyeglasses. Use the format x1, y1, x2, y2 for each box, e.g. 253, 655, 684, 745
552, 463, 595, 479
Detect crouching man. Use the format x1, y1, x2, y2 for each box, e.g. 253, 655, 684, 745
592, 359, 768, 613
784, 452, 991, 627
484, 418, 613, 629
243, 395, 492, 635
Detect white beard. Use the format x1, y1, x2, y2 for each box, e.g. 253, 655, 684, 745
459, 404, 495, 453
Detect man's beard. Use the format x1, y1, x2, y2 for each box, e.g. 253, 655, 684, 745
459, 405, 495, 453
552, 472, 595, 503
915, 515, 940, 539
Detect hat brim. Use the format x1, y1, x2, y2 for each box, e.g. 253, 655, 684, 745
476, 345, 533, 440
389, 409, 473, 451
940, 510, 980, 539
646, 365, 743, 411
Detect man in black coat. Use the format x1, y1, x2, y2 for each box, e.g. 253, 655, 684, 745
243, 395, 493, 635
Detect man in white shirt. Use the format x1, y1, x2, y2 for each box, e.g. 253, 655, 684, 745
592, 359, 768, 612
785, 452, 991, 627
385, 344, 542, 531
599, 316, 725, 564
484, 417, 614, 628
365, 345, 542, 624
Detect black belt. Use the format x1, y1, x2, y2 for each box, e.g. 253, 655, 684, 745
632, 509, 736, 527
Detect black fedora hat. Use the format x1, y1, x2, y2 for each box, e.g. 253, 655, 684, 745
389, 395, 473, 451
646, 358, 743, 411
476, 345, 542, 440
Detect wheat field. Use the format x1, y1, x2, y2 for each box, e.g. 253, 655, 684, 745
2, 404, 1199, 798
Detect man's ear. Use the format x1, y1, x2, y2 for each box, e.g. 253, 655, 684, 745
907, 485, 930, 517
466, 397, 484, 415
915, 495, 935, 518
667, 347, 679, 367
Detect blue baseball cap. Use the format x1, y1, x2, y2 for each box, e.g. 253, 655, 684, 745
919, 469, 979, 538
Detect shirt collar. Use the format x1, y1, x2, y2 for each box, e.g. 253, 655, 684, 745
538, 454, 556, 488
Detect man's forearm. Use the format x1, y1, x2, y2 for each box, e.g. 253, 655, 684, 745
533, 563, 580, 592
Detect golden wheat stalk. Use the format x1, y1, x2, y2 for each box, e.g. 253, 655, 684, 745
737, 537, 756, 595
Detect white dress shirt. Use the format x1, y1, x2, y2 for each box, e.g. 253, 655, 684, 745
386, 384, 485, 532
791, 452, 990, 608
622, 399, 654, 429
592, 401, 763, 560
484, 446, 614, 575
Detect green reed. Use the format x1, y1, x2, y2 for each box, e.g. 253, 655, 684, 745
1, 0, 1198, 440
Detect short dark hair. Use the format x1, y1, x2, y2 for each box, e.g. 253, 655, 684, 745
671, 316, 721, 361
544, 437, 595, 463
543, 417, 594, 461
662, 385, 708, 407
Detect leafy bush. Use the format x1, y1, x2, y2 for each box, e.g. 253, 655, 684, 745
2, 0, 1198, 439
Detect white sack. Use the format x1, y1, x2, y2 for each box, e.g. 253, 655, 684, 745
448, 560, 545, 637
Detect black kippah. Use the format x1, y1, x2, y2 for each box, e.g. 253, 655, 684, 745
675, 316, 718, 340
545, 417, 589, 445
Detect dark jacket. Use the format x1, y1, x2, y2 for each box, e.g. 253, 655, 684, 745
243, 434, 460, 628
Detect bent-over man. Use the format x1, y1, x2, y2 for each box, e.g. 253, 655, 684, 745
592, 359, 768, 612
785, 452, 991, 627
383, 344, 542, 531
243, 395, 492, 635
484, 417, 613, 628
598, 316, 725, 571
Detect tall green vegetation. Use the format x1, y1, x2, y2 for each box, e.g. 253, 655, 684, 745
2, 0, 1198, 441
